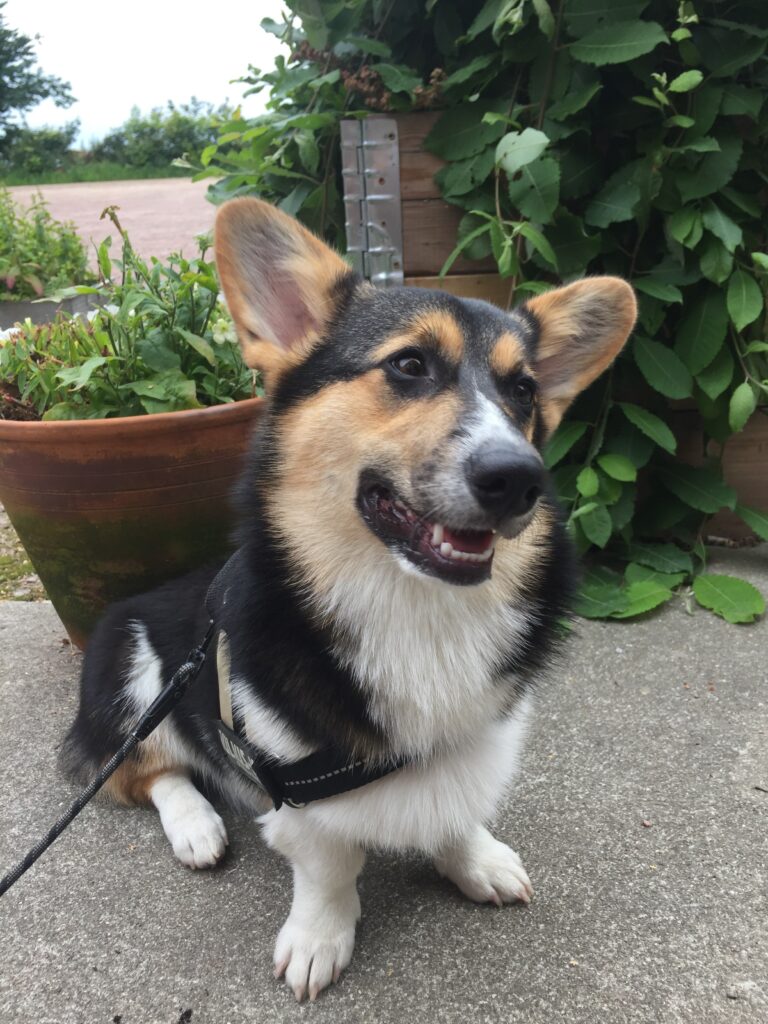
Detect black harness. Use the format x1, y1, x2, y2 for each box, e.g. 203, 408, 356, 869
207, 551, 408, 810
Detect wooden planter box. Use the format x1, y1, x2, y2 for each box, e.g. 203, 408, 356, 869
392, 113, 494, 286
395, 112, 507, 303
715, 411, 768, 538
343, 112, 506, 304
672, 407, 768, 540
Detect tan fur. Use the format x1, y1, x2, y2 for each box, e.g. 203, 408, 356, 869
103, 752, 175, 807
410, 309, 465, 362
265, 375, 463, 596
215, 197, 353, 375
489, 332, 528, 377
492, 500, 554, 601
371, 310, 466, 367
527, 277, 636, 434
265, 367, 551, 626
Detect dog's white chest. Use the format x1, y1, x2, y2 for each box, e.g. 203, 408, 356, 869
321, 558, 530, 755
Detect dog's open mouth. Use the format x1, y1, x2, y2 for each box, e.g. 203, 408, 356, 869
358, 483, 496, 584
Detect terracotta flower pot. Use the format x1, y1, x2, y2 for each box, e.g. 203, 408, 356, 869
0, 294, 99, 331
0, 398, 263, 648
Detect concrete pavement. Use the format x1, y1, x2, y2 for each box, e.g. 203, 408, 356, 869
0, 546, 766, 1024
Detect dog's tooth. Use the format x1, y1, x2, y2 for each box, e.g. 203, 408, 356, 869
394, 499, 407, 510
440, 541, 453, 558
432, 523, 444, 546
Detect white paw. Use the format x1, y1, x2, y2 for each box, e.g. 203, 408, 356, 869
168, 804, 228, 869
435, 831, 532, 906
151, 774, 229, 869
273, 906, 358, 1002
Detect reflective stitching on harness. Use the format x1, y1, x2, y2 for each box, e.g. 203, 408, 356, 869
283, 760, 365, 787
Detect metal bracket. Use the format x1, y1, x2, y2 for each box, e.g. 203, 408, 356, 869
340, 118, 403, 288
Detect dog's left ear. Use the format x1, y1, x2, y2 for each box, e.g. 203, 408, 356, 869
524, 277, 637, 433
215, 197, 354, 375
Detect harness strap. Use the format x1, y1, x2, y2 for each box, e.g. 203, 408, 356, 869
265, 745, 409, 809
206, 553, 409, 810
216, 630, 234, 729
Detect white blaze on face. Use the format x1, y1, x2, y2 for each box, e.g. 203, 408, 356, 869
463, 393, 534, 460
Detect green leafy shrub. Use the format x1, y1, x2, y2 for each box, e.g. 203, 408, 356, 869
0, 187, 91, 298
0, 121, 80, 175
195, 0, 768, 623
0, 208, 258, 419
92, 98, 234, 169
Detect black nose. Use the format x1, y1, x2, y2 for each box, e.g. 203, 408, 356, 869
467, 446, 545, 518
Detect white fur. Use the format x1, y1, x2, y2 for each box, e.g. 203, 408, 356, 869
262, 701, 531, 1000
464, 393, 530, 455
230, 676, 314, 764
318, 549, 532, 756
149, 771, 228, 869
123, 623, 196, 769
271, 829, 364, 1002
261, 697, 531, 856
435, 823, 532, 905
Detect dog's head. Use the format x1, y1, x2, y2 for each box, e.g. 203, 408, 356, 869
216, 199, 636, 591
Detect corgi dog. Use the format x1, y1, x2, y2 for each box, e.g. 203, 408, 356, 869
63, 198, 636, 1002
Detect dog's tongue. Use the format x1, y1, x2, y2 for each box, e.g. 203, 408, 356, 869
442, 526, 495, 554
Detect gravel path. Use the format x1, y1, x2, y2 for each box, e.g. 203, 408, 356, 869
8, 178, 216, 265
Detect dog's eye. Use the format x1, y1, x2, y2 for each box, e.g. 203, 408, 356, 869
513, 377, 536, 407
389, 349, 428, 378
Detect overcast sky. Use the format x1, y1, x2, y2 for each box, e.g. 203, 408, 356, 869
5, 0, 285, 145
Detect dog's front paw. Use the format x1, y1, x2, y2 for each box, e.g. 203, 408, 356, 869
273, 908, 358, 1002
165, 801, 228, 869
151, 774, 229, 869
435, 827, 533, 906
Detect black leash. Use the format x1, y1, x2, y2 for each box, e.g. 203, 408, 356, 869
1, 550, 412, 897
0, 623, 214, 899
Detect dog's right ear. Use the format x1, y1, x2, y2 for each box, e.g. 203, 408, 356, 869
214, 198, 354, 374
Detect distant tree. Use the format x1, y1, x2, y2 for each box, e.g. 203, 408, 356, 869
0, 120, 80, 173
0, 1, 74, 156
91, 99, 232, 167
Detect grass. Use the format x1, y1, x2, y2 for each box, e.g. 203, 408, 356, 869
0, 507, 46, 601
0, 162, 193, 186
0, 553, 41, 601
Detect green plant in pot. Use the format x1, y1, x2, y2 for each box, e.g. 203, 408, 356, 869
0, 187, 96, 327
0, 208, 263, 647
192, 0, 768, 625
